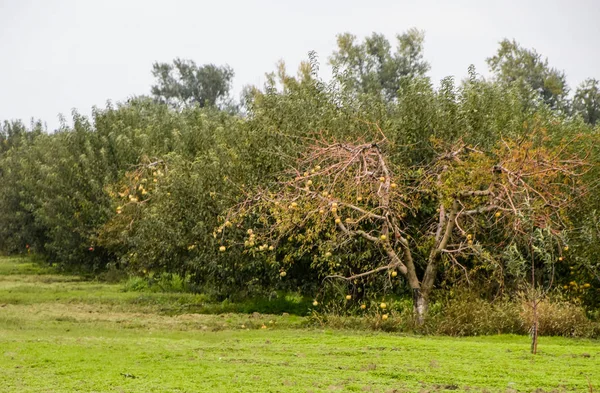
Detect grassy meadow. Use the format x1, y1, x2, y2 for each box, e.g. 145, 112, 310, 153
0, 256, 598, 392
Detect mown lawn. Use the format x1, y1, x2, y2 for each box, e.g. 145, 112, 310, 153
0, 256, 598, 392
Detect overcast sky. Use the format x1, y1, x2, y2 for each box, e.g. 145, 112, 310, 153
1, 0, 599, 130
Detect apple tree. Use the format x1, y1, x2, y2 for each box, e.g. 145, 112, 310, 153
220, 125, 588, 323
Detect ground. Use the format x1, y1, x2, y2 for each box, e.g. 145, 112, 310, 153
0, 256, 598, 392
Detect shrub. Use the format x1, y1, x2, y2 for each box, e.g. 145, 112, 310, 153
520, 298, 596, 337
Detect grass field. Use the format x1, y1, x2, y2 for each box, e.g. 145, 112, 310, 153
0, 256, 598, 392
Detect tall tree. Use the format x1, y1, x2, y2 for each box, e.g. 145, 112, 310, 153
151, 59, 234, 109
487, 39, 568, 111
573, 78, 600, 126
329, 29, 430, 102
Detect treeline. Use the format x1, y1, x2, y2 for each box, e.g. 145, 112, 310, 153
1, 31, 599, 312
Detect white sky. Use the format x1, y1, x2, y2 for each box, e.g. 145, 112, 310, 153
1, 0, 599, 131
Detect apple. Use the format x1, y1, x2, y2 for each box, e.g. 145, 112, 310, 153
382, 314, 388, 320
345, 295, 351, 300
360, 304, 366, 310
219, 246, 226, 252
380, 303, 387, 309
280, 271, 287, 277
312, 300, 319, 306
391, 271, 397, 277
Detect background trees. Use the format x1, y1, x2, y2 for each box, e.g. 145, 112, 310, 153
151, 59, 234, 109
573, 78, 600, 125
486, 39, 569, 111
330, 29, 430, 102
0, 31, 598, 321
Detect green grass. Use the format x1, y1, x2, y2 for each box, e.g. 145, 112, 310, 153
0, 256, 598, 392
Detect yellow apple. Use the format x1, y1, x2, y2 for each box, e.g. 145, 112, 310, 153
219, 246, 226, 252
382, 314, 388, 320
380, 303, 387, 309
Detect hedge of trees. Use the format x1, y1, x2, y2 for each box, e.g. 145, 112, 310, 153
1, 31, 599, 316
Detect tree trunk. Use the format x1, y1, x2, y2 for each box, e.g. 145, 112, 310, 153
412, 288, 428, 325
